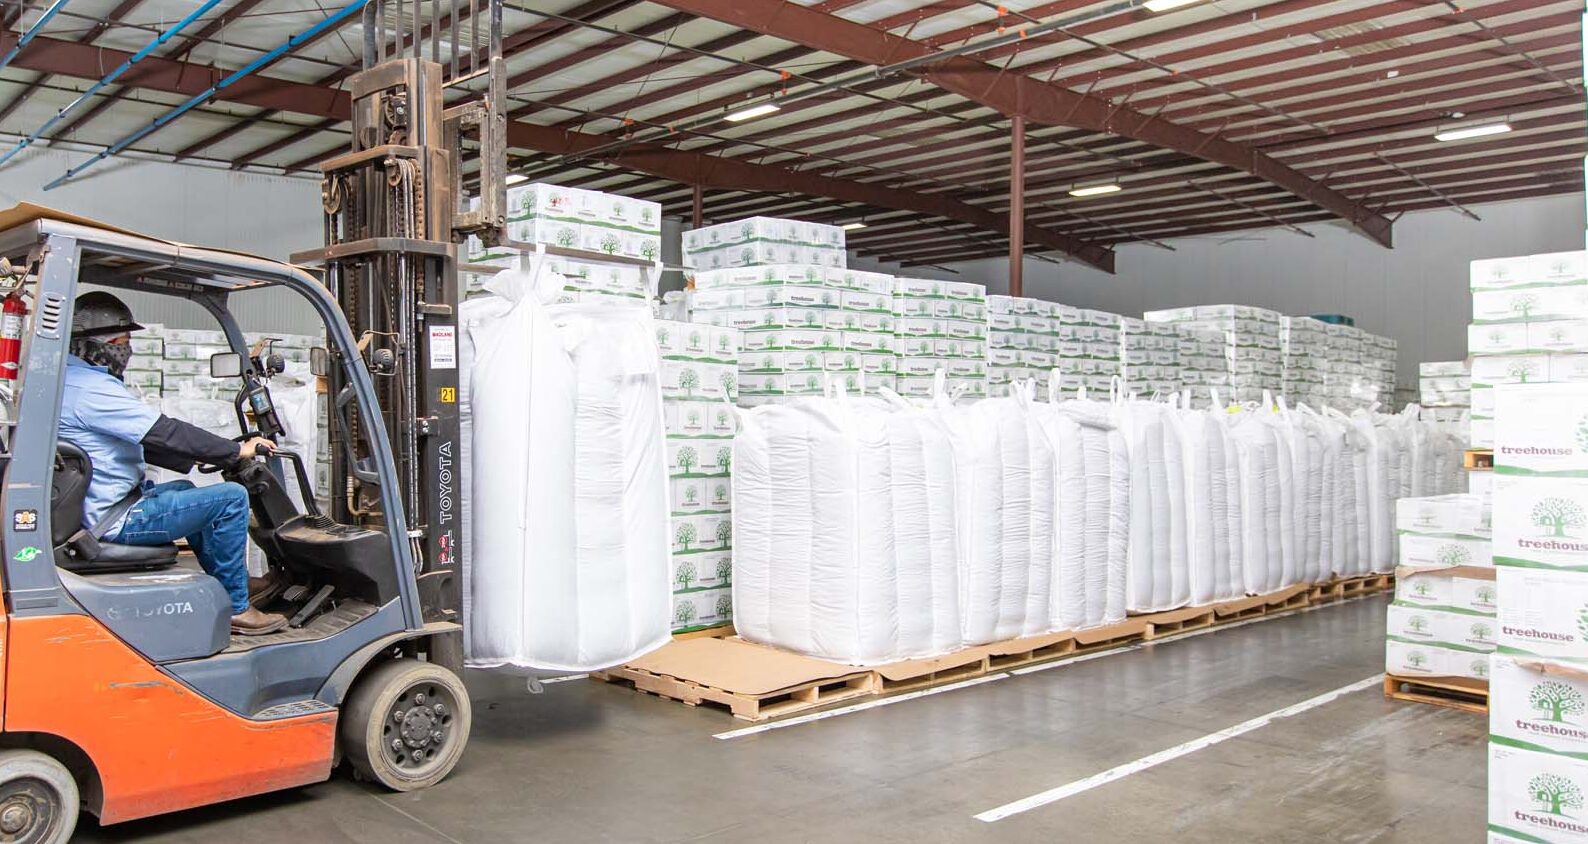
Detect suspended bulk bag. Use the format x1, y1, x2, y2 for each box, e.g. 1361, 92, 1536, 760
461, 271, 671, 673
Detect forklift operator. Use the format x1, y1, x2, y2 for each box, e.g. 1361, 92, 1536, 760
59, 292, 287, 635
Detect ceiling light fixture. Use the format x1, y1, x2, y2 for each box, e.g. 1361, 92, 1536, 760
1143, 0, 1203, 12
1434, 122, 1511, 142
504, 173, 528, 185
725, 102, 781, 122
1069, 183, 1122, 197
840, 221, 868, 231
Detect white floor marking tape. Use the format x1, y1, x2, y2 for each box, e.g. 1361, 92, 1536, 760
539, 673, 590, 684
712, 674, 1009, 740
972, 674, 1386, 823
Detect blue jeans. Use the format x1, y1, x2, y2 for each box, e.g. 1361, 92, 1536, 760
113, 480, 251, 614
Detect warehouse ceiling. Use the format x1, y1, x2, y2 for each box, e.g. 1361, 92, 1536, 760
0, 0, 1583, 270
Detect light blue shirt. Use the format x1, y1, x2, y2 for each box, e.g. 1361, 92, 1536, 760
59, 355, 160, 530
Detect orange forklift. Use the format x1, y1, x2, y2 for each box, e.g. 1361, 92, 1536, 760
0, 1, 514, 838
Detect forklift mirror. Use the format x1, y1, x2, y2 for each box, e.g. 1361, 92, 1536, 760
209, 352, 243, 379
309, 347, 330, 378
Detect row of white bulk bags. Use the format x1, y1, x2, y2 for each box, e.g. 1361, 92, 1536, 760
460, 268, 671, 673
733, 388, 961, 664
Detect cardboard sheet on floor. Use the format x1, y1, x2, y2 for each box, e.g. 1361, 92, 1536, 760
625, 638, 867, 696
1213, 582, 1310, 617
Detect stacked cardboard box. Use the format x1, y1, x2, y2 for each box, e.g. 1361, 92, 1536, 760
1384, 566, 1496, 680
691, 265, 898, 405
893, 278, 988, 401
1118, 317, 1179, 398
468, 182, 663, 263
1144, 305, 1283, 405
1468, 251, 1588, 447
1050, 307, 1121, 397
1366, 334, 1398, 408
1175, 326, 1228, 408
1281, 316, 1329, 409
1490, 381, 1588, 842
1419, 360, 1471, 428
1395, 493, 1491, 569
985, 295, 1058, 399
658, 320, 739, 634
682, 217, 846, 271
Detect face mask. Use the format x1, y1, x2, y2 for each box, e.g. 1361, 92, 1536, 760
75, 338, 133, 380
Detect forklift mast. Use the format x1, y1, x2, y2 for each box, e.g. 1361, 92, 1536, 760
292, 0, 508, 661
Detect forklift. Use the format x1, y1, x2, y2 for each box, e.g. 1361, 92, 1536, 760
0, 0, 512, 838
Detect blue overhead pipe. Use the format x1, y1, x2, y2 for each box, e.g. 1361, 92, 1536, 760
43, 0, 367, 190
0, 0, 230, 167
0, 0, 73, 73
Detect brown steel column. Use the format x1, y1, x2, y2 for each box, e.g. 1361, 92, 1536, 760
1009, 115, 1025, 298
692, 184, 704, 229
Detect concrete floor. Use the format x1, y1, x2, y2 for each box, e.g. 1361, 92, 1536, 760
78, 594, 1485, 843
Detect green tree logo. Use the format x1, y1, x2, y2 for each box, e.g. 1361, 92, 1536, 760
717, 334, 730, 353
1407, 651, 1428, 670
715, 594, 732, 620
675, 560, 698, 590
1407, 616, 1431, 635
716, 557, 731, 584
1552, 327, 1569, 345
805, 375, 819, 391
1412, 581, 1434, 598
657, 326, 670, 346
1576, 415, 1588, 453
804, 311, 820, 327
675, 521, 698, 551
677, 446, 699, 475
680, 368, 700, 397
1470, 622, 1492, 643
804, 353, 819, 369
1533, 497, 1586, 537
721, 372, 736, 395
1471, 660, 1489, 679
845, 314, 858, 329
1579, 605, 1588, 641
641, 207, 655, 226
684, 486, 699, 505
1436, 545, 1471, 567
640, 240, 659, 261
1487, 329, 1506, 348
674, 601, 697, 627
1414, 511, 1437, 528
1529, 773, 1584, 816
1531, 680, 1586, 723
556, 227, 578, 248
715, 520, 732, 548
599, 233, 621, 255
1512, 294, 1540, 320
1510, 359, 1539, 383
688, 330, 703, 350
715, 447, 732, 473
713, 484, 729, 506
821, 291, 835, 306
716, 409, 730, 429
687, 409, 701, 428
739, 223, 753, 240
1475, 585, 1497, 606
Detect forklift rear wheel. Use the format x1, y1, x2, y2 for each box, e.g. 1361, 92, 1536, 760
0, 750, 77, 844
340, 659, 471, 791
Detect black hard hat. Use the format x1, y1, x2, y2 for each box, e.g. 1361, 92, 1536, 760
71, 291, 142, 339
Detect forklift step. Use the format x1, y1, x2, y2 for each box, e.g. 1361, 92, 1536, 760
221, 599, 378, 654
253, 699, 335, 721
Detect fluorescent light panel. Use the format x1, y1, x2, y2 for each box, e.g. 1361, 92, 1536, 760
504, 173, 528, 185
840, 222, 867, 231
725, 102, 781, 122
1069, 183, 1122, 197
1143, 0, 1203, 11
1434, 122, 1511, 142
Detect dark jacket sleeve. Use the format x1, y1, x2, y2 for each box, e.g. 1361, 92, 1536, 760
141, 415, 239, 473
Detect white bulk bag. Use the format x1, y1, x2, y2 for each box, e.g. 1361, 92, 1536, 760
1046, 385, 1129, 627
1225, 410, 1283, 595
883, 401, 963, 655
1117, 399, 1189, 613
462, 270, 670, 672
1171, 406, 1238, 604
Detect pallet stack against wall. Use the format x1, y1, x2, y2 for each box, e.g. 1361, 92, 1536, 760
658, 320, 740, 635
1419, 360, 1471, 437
1488, 382, 1588, 843
1143, 305, 1283, 405
893, 278, 988, 400
1118, 317, 1182, 398
1281, 316, 1329, 409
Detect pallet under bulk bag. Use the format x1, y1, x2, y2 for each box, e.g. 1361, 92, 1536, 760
462, 270, 670, 673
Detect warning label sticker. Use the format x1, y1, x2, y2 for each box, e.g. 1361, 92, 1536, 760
429, 325, 457, 370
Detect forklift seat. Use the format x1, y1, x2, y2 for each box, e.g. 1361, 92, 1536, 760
52, 442, 179, 573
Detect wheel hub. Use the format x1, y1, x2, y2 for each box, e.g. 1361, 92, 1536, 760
0, 779, 56, 843
384, 684, 455, 770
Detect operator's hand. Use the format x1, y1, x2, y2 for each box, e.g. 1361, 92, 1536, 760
237, 436, 276, 461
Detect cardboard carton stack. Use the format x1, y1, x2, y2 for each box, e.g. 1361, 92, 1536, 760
893, 278, 988, 401
1489, 381, 1588, 843
1395, 493, 1492, 570
1144, 305, 1282, 405
1118, 317, 1180, 398
1467, 251, 1588, 447
1322, 323, 1360, 409
691, 265, 899, 405
658, 320, 739, 634
1366, 334, 1399, 409
1051, 307, 1121, 397
682, 216, 846, 271
985, 295, 1059, 399
1281, 316, 1329, 409
1175, 325, 1228, 408
1419, 360, 1471, 428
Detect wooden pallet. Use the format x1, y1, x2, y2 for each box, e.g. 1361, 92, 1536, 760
1383, 673, 1488, 714
1310, 573, 1395, 604
593, 661, 877, 721
1464, 448, 1494, 471
671, 623, 735, 642
1144, 606, 1215, 640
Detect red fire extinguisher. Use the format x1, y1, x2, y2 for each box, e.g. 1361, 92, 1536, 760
0, 293, 27, 383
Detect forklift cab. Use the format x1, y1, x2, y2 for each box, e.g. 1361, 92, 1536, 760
0, 210, 470, 840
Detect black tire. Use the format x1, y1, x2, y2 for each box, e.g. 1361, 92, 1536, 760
339, 658, 471, 791
0, 750, 77, 844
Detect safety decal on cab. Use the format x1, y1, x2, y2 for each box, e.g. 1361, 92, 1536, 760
11, 509, 36, 532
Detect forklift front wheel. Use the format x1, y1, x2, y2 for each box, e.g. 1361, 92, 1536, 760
340, 659, 472, 791
0, 749, 78, 844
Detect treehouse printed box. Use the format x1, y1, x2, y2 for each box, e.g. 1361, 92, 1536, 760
1386, 639, 1491, 681
1399, 534, 1493, 568
1489, 742, 1588, 842
1496, 567, 1588, 662
1491, 655, 1588, 759
1386, 603, 1497, 652
1495, 383, 1588, 478
1493, 475, 1588, 570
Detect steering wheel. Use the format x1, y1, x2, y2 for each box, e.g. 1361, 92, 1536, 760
196, 432, 270, 475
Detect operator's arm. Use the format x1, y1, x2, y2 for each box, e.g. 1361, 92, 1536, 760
141, 415, 240, 473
